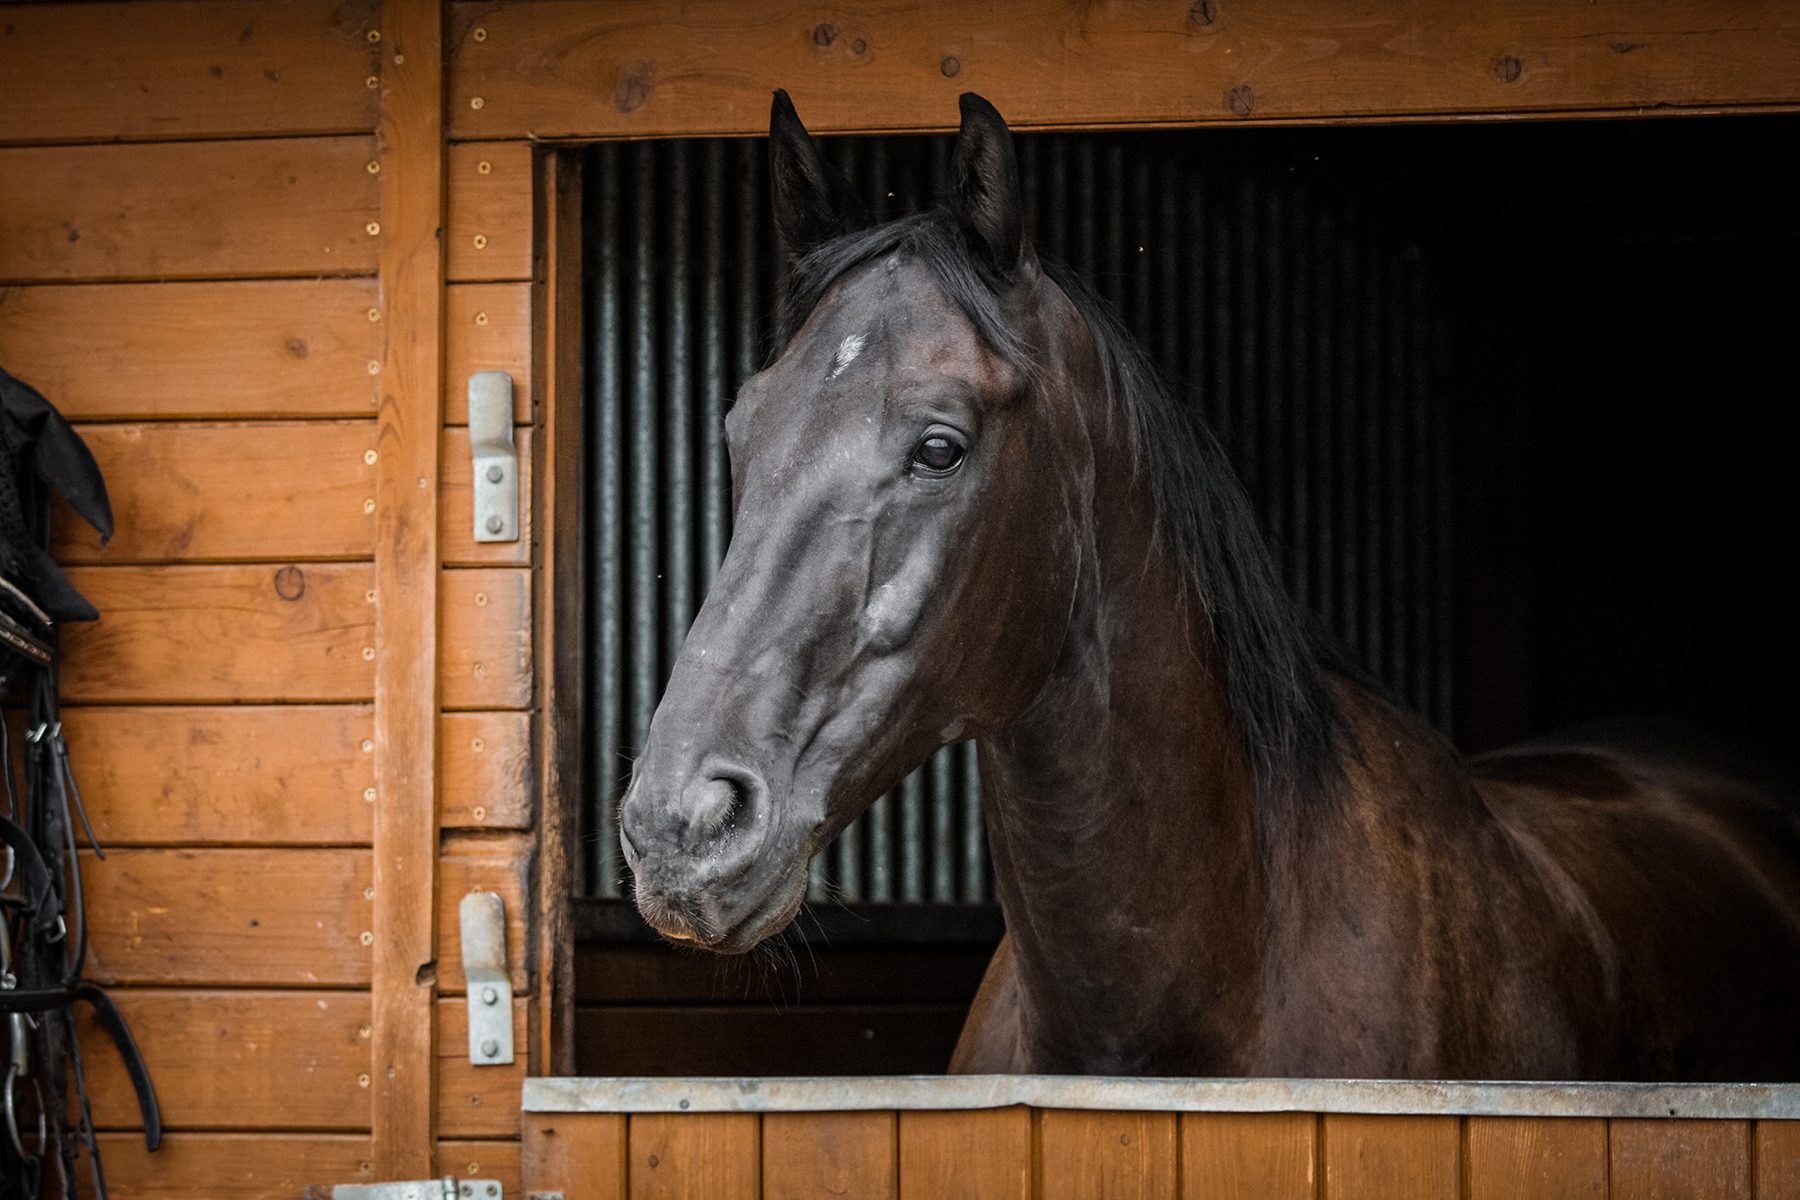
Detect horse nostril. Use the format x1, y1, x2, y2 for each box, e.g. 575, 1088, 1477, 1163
692, 774, 749, 841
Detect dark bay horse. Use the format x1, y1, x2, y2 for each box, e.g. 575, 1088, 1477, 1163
618, 91, 1800, 1080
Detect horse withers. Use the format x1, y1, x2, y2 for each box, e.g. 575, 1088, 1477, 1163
618, 91, 1800, 1080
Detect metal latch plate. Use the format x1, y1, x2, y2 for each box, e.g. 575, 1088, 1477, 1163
315, 1179, 502, 1200
468, 371, 518, 543
460, 891, 514, 1065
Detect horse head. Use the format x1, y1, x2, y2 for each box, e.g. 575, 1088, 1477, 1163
618, 92, 1095, 951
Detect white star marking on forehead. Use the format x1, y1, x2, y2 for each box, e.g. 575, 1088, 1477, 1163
828, 332, 867, 380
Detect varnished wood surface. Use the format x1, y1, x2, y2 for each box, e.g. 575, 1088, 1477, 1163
524, 1113, 629, 1200
0, 137, 380, 282
445, 280, 533, 424
88, 1132, 377, 1200
61, 563, 377, 703
53, 421, 377, 563
440, 566, 534, 709
63, 704, 376, 846
1179, 1112, 1316, 1200
441, 709, 534, 829
436, 832, 533, 996
445, 0, 1800, 141
438, 996, 530, 1138
629, 1114, 761, 1200
0, 0, 378, 144
81, 848, 374, 987
0, 279, 380, 421
1610, 1119, 1753, 1199
1038, 1108, 1179, 1200
896, 1107, 1029, 1200
762, 1111, 897, 1200
447, 140, 535, 282
369, 0, 447, 1175
1466, 1116, 1607, 1199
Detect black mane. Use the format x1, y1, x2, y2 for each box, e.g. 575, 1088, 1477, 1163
780, 210, 1345, 808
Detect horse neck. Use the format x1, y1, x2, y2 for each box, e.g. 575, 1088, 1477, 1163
976, 440, 1274, 1072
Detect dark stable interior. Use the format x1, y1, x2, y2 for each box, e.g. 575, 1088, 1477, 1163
573, 115, 1799, 1076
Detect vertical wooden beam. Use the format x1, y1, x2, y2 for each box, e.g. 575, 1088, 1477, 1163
371, 0, 445, 1176
534, 148, 584, 1074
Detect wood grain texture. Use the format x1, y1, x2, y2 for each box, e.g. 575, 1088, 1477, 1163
437, 997, 529, 1138
762, 1111, 896, 1200
62, 704, 376, 846
61, 563, 376, 703
629, 1114, 760, 1200
1179, 1112, 1316, 1200
90, 1132, 375, 1199
0, 0, 378, 144
1320, 1115, 1459, 1200
444, 280, 532, 424
1609, 1119, 1751, 1200
0, 137, 379, 283
446, 0, 1800, 140
0, 279, 380, 420
1465, 1117, 1605, 1200
80, 990, 371, 1131
897, 1108, 1029, 1200
534, 150, 585, 1072
524, 1113, 627, 1200
442, 425, 533, 566
447, 141, 535, 283
369, 0, 446, 1175
82, 848, 373, 987
1756, 1122, 1800, 1200
441, 710, 533, 829
439, 1139, 522, 1197
436, 832, 533, 996
441, 566, 533, 709
53, 422, 376, 563
1038, 1109, 1178, 1200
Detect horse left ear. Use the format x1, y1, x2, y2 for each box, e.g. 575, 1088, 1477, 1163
770, 89, 869, 257
950, 93, 1033, 281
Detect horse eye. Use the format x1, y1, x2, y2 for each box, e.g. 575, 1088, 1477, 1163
912, 434, 965, 474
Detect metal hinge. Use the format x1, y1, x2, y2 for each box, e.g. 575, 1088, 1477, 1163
460, 891, 514, 1065
468, 370, 518, 543
312, 1179, 502, 1200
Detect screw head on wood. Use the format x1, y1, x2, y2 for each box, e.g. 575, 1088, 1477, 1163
482, 986, 499, 1005
485, 464, 504, 483
485, 514, 504, 534
480, 1039, 500, 1058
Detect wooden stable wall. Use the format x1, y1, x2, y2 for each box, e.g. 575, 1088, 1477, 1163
0, 0, 550, 1194
526, 1108, 1800, 1200
4, 2, 1800, 1197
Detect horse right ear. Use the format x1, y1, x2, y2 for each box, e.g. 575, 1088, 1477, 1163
770, 90, 868, 257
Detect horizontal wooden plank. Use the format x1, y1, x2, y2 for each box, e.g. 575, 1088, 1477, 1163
439, 995, 530, 1138
447, 141, 534, 282
442, 710, 534, 830
0, 279, 380, 420
444, 280, 532, 424
438, 832, 533, 996
573, 1005, 970, 1076
82, 990, 370, 1131
0, 0, 378, 145
446, 0, 1800, 140
63, 704, 376, 846
83, 849, 373, 987
442, 425, 533, 566
0, 136, 379, 283
440, 1139, 523, 1199
441, 567, 533, 709
62, 563, 376, 703
89, 1132, 374, 1200
53, 422, 376, 563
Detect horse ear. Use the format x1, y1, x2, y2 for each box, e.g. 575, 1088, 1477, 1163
950, 93, 1032, 280
769, 89, 868, 257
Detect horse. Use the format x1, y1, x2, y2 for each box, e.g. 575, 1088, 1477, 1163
617, 90, 1800, 1080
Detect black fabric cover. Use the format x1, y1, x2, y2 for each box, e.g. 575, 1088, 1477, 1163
0, 366, 112, 623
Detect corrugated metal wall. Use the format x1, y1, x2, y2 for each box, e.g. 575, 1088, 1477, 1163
581, 132, 1449, 906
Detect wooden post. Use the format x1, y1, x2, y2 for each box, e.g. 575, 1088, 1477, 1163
372, 0, 446, 1176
